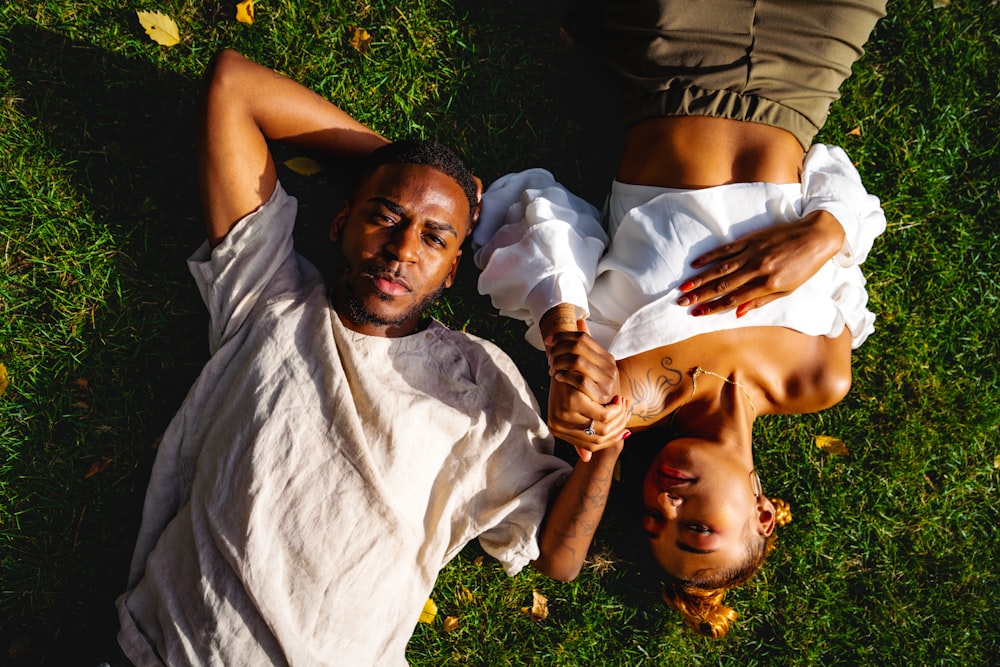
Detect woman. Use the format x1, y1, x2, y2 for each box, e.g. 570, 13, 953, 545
475, 0, 887, 636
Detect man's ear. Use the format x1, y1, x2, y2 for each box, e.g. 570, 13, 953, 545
443, 249, 462, 289
329, 201, 350, 242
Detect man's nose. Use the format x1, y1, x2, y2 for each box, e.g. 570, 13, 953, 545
385, 223, 420, 262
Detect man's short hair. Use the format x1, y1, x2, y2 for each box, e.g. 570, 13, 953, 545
355, 139, 478, 227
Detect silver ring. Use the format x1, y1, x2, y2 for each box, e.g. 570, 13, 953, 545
583, 419, 596, 436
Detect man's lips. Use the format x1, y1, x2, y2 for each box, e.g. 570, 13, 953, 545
365, 272, 411, 296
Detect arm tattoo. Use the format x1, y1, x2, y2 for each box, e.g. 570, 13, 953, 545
552, 456, 617, 557
624, 356, 683, 423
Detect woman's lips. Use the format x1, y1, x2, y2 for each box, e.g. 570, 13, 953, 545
659, 465, 695, 480
657, 466, 695, 489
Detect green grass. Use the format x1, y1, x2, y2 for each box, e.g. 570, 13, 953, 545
1, 0, 998, 664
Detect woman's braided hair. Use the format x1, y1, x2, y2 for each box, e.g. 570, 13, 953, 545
661, 497, 792, 637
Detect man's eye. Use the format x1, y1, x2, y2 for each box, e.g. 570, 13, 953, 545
424, 234, 446, 247
685, 523, 711, 534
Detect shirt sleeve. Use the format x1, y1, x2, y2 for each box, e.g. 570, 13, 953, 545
187, 183, 298, 355
801, 144, 887, 267
474, 169, 608, 350
458, 338, 572, 575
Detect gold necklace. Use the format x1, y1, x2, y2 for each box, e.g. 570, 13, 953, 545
680, 366, 757, 415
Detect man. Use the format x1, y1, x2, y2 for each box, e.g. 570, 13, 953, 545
115, 50, 622, 665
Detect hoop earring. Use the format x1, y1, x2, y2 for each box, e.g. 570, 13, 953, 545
750, 469, 762, 499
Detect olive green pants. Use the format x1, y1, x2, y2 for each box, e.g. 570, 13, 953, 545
604, 0, 887, 148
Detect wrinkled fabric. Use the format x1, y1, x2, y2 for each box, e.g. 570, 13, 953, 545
117, 183, 570, 666
475, 145, 885, 360
604, 0, 887, 149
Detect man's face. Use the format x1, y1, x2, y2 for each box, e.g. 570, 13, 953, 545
329, 162, 471, 337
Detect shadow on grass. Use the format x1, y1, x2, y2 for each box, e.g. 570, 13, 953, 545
3, 22, 208, 666
1, 2, 625, 663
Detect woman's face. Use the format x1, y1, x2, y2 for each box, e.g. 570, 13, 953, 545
641, 438, 775, 581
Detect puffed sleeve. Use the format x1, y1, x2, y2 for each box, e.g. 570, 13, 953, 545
801, 144, 887, 267
474, 169, 608, 350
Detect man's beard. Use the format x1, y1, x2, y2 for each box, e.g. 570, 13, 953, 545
335, 253, 444, 327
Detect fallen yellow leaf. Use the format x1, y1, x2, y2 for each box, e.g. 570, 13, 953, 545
847, 125, 862, 137
529, 589, 548, 621
235, 0, 254, 25
418, 598, 437, 624
0, 363, 7, 397
349, 26, 372, 53
443, 616, 459, 633
283, 157, 323, 176
815, 434, 849, 456
472, 556, 484, 566
993, 453, 1000, 470
455, 585, 473, 604
136, 10, 181, 47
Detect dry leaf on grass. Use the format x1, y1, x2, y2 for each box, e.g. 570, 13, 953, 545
847, 126, 862, 137
349, 27, 372, 53
136, 10, 181, 46
815, 434, 849, 456
283, 157, 323, 176
525, 589, 548, 621
443, 616, 459, 633
455, 585, 473, 604
418, 598, 437, 624
85, 458, 111, 479
236, 0, 254, 24
993, 453, 1000, 470
0, 363, 8, 397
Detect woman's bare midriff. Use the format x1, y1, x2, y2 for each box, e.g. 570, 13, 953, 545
615, 116, 806, 189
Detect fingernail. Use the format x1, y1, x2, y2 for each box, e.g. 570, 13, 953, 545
679, 281, 695, 292
622, 430, 632, 440
691, 258, 704, 268
691, 307, 705, 317
676, 296, 691, 307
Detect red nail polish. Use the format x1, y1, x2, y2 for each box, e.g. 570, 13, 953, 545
679, 281, 695, 292
691, 307, 705, 317
691, 258, 704, 268
622, 430, 632, 440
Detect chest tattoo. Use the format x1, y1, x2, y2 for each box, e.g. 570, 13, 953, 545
624, 356, 683, 423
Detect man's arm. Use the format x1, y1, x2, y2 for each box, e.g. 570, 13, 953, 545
198, 49, 389, 247
532, 442, 623, 582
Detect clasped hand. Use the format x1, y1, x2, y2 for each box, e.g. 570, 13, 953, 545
545, 321, 630, 461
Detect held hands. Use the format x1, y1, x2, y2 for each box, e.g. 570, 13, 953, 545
676, 210, 846, 317
544, 319, 631, 462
